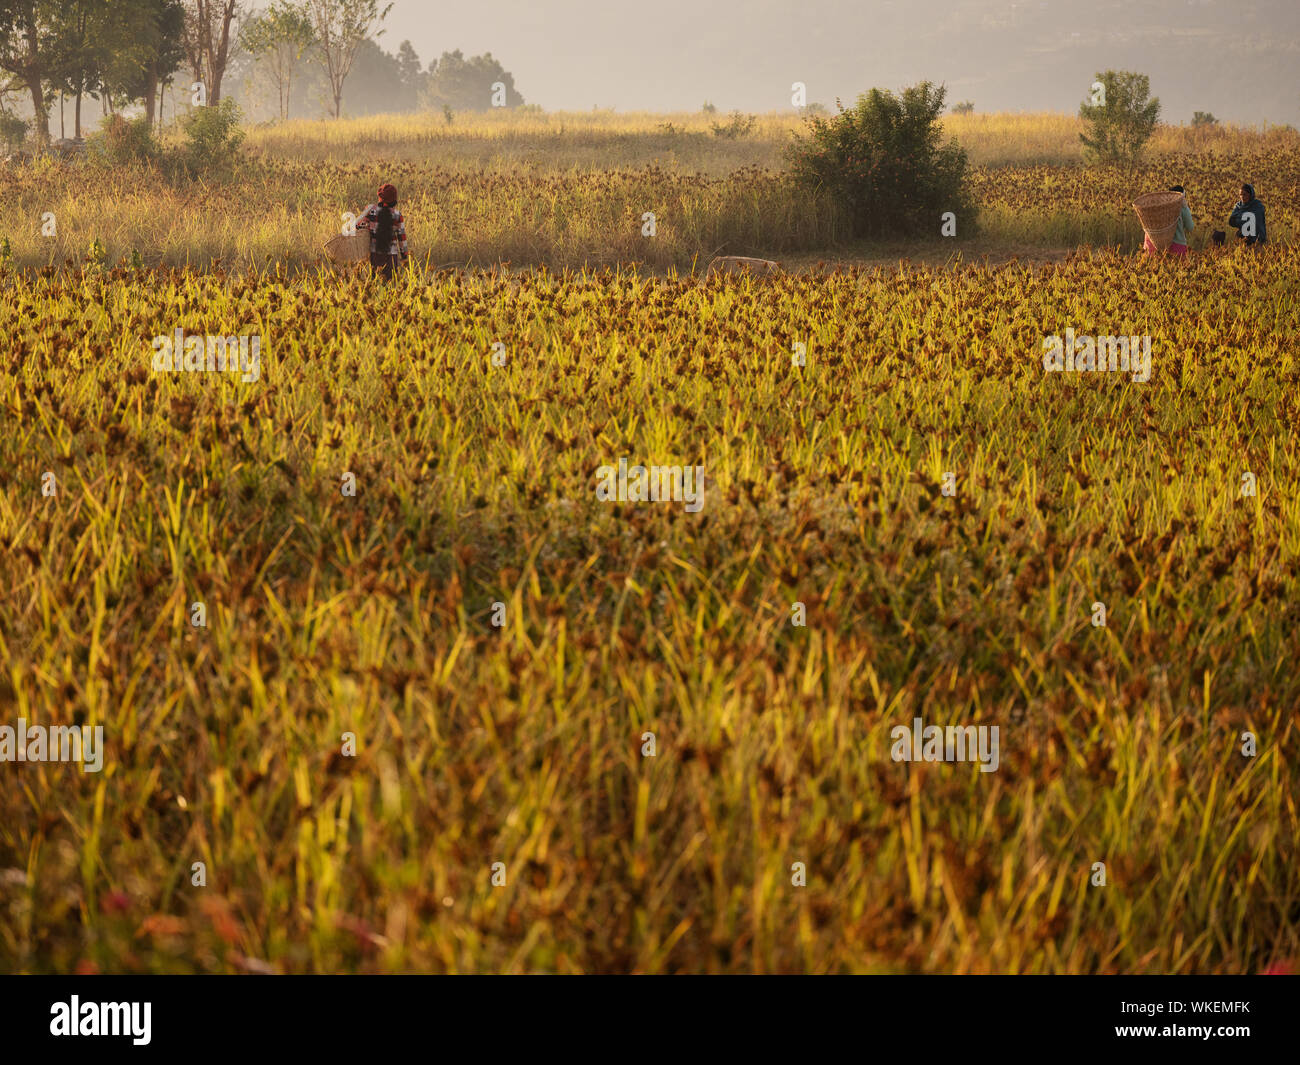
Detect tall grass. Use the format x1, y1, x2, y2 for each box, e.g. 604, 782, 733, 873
243, 108, 1300, 169
0, 111, 1293, 271
939, 111, 1299, 166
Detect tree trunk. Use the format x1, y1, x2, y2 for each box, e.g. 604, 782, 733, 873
199, 0, 238, 106
74, 8, 87, 139
29, 80, 49, 146
145, 66, 159, 126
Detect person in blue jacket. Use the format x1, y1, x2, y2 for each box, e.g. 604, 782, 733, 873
1228, 184, 1267, 246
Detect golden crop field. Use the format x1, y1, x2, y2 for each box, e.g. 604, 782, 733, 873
1, 231, 1297, 971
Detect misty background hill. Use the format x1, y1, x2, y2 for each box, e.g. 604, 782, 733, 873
341, 0, 1298, 124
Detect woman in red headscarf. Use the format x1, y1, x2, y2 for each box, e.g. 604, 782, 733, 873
356, 183, 408, 280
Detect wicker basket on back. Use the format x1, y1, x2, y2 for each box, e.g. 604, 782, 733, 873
324, 231, 370, 264
1133, 191, 1185, 251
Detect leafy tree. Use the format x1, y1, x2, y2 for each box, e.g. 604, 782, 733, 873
1079, 70, 1160, 164
395, 38, 420, 90
1192, 110, 1218, 127
49, 0, 105, 138
950, 100, 974, 114
226, 19, 420, 120
305, 0, 391, 118
239, 0, 313, 121
145, 1, 187, 125
180, 0, 240, 104
0, 104, 26, 150
785, 81, 975, 239
0, 1, 68, 144
420, 49, 523, 112
334, 36, 415, 113
101, 0, 185, 127
710, 110, 755, 139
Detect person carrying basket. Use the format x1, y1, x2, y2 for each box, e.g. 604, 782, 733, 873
356, 183, 409, 281
1141, 185, 1193, 257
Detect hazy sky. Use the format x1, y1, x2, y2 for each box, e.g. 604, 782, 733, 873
277, 0, 1300, 123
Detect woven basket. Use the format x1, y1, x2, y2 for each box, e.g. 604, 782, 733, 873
1133, 191, 1185, 252
324, 231, 370, 264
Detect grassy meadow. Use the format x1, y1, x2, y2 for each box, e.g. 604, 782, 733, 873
0, 110, 1296, 271
0, 111, 1297, 974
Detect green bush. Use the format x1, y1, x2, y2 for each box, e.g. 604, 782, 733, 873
785, 82, 975, 239
180, 99, 246, 176
1079, 70, 1160, 164
89, 114, 159, 167
951, 101, 975, 115
0, 111, 27, 154
710, 111, 756, 139
1192, 111, 1219, 128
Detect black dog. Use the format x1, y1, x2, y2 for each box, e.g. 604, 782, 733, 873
1212, 230, 1227, 246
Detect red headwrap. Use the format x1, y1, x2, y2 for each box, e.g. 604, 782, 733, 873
378, 183, 397, 206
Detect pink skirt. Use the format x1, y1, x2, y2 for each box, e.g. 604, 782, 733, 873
1144, 235, 1189, 256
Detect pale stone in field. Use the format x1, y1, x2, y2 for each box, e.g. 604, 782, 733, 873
706, 255, 781, 277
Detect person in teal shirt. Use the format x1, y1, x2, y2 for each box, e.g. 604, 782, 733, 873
1168, 185, 1193, 256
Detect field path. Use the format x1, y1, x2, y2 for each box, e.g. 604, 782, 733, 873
776, 243, 1078, 273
